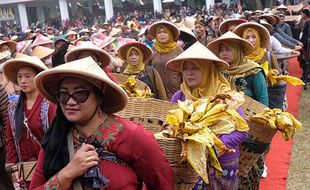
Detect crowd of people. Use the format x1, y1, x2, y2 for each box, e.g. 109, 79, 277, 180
0, 1, 309, 190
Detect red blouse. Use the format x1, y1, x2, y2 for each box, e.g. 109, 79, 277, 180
6, 95, 56, 163
30, 115, 173, 190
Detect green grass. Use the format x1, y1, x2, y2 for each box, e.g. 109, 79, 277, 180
287, 89, 310, 190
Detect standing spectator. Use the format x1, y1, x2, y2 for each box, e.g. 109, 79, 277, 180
300, 8, 310, 84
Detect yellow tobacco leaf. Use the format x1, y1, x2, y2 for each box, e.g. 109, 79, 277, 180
198, 112, 230, 128
279, 75, 305, 86
227, 109, 249, 132
166, 115, 179, 126
184, 127, 214, 147
178, 100, 194, 114
190, 101, 209, 122
181, 122, 200, 135
186, 141, 209, 184
210, 119, 235, 135
268, 69, 305, 86
200, 104, 228, 122
207, 146, 223, 178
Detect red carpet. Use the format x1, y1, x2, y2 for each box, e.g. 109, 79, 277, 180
260, 58, 303, 190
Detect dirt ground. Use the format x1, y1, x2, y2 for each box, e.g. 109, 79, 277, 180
287, 89, 310, 190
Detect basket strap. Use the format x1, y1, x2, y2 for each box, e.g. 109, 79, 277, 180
241, 139, 270, 154
67, 130, 83, 190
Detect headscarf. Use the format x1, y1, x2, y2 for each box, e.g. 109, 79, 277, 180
181, 60, 231, 101
153, 25, 178, 54
123, 47, 145, 75
243, 28, 266, 63
221, 43, 262, 90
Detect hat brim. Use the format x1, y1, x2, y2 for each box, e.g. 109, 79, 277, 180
33, 46, 55, 60
179, 28, 197, 43
31, 40, 54, 48
233, 22, 270, 48
219, 19, 244, 35
65, 47, 111, 68
2, 58, 47, 85
207, 38, 254, 56
258, 15, 277, 26
166, 58, 228, 73
0, 41, 17, 53
118, 42, 153, 63
35, 68, 128, 114
149, 21, 180, 41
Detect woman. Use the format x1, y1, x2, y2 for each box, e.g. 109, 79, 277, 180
212, 29, 268, 189
167, 42, 248, 190
207, 31, 269, 106
0, 40, 16, 60
233, 22, 279, 79
149, 20, 183, 100
2, 55, 56, 187
118, 41, 167, 100
30, 57, 173, 189
234, 22, 287, 110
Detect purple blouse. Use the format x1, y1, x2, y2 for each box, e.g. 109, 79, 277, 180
171, 90, 248, 163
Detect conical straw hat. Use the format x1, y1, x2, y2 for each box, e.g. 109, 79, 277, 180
31, 34, 54, 48
65, 41, 111, 68
0, 40, 17, 53
219, 18, 247, 35
35, 57, 128, 113
233, 22, 270, 48
118, 41, 153, 62
259, 20, 273, 32
149, 20, 180, 41
2, 54, 48, 85
33, 46, 55, 60
276, 4, 288, 10
166, 42, 229, 72
258, 14, 277, 26
207, 31, 254, 56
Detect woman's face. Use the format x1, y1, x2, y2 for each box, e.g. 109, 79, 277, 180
219, 44, 234, 64
0, 44, 10, 53
129, 49, 140, 66
17, 66, 37, 93
58, 78, 100, 125
182, 62, 203, 89
128, 49, 140, 66
195, 24, 205, 38
244, 31, 257, 47
156, 28, 169, 43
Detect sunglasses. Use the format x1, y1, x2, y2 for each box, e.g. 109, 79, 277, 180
55, 90, 92, 104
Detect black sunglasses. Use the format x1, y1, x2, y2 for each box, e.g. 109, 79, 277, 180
55, 90, 92, 104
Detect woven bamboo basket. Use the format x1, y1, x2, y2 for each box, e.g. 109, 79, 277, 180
241, 95, 268, 118
239, 96, 277, 176
111, 73, 151, 92
115, 98, 177, 134
156, 134, 199, 189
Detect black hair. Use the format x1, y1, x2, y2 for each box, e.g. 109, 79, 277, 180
302, 8, 310, 18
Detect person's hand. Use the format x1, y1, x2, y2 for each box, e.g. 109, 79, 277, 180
61, 143, 99, 179
295, 45, 302, 50
12, 170, 24, 184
